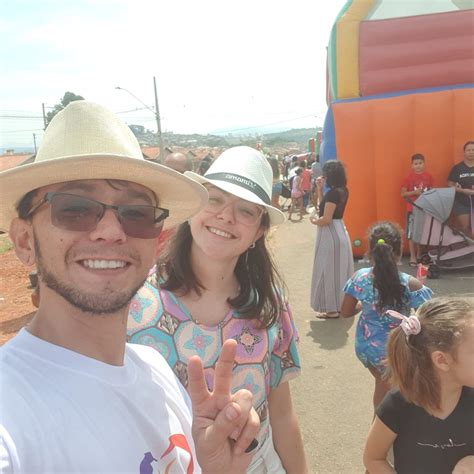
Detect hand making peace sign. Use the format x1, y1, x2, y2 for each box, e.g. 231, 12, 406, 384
188, 339, 260, 473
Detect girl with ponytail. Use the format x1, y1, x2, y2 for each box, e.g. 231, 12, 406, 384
364, 297, 474, 474
340, 221, 433, 410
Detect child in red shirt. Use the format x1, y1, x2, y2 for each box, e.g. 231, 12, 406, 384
401, 154, 434, 266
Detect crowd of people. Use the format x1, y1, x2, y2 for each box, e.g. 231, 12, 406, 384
0, 101, 472, 474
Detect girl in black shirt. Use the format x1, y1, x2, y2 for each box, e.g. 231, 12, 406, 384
364, 297, 474, 474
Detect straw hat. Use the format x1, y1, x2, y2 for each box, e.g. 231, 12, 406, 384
0, 101, 208, 231
185, 146, 285, 226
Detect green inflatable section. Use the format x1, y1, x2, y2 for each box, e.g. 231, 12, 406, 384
327, 0, 353, 100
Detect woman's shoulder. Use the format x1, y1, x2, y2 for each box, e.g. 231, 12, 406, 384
266, 294, 296, 327
328, 186, 348, 199
324, 187, 341, 200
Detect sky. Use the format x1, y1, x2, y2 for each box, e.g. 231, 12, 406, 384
0, 0, 348, 149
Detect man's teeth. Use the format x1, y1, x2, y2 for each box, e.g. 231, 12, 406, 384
208, 227, 232, 238
82, 260, 127, 269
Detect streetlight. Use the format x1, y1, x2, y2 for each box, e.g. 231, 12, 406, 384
115, 76, 164, 162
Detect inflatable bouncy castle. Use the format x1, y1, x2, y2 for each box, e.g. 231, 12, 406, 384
321, 1, 474, 256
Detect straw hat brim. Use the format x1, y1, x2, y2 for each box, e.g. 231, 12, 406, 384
0, 154, 208, 232
184, 171, 285, 226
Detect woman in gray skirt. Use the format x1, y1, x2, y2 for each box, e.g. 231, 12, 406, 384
310, 160, 353, 318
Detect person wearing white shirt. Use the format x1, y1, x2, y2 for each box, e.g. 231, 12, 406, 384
0, 101, 259, 473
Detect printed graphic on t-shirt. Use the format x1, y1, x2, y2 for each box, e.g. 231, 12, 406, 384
417, 438, 467, 450
140, 434, 193, 474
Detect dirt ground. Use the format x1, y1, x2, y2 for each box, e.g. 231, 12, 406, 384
1, 220, 473, 472
0, 236, 35, 345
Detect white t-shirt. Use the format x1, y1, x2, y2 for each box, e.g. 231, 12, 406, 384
288, 166, 298, 180
0, 329, 199, 473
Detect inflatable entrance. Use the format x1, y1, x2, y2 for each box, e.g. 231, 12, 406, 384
321, 1, 474, 256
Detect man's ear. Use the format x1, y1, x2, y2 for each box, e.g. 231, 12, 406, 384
9, 218, 36, 266
431, 350, 453, 372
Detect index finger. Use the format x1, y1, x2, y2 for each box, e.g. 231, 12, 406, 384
212, 339, 237, 400
187, 355, 210, 407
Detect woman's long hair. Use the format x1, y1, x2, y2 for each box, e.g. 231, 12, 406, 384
158, 213, 286, 328
368, 221, 406, 312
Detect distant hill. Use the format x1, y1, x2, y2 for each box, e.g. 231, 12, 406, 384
0, 147, 34, 155
260, 128, 320, 146
1, 126, 320, 156
129, 125, 320, 149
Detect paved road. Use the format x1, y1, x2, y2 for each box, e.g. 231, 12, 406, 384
270, 215, 473, 473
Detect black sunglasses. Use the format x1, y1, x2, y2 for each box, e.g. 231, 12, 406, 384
26, 192, 169, 239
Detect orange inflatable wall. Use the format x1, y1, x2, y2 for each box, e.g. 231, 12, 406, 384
333, 87, 474, 257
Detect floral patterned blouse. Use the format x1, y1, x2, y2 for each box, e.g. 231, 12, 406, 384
343, 267, 433, 373
127, 281, 301, 454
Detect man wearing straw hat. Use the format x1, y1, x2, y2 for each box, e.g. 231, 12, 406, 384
0, 101, 258, 473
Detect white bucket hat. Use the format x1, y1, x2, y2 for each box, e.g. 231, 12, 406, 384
0, 101, 208, 232
185, 146, 285, 226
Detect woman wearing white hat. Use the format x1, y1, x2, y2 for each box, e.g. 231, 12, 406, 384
128, 146, 308, 473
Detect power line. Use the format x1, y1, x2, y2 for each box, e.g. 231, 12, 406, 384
0, 115, 44, 119
0, 109, 43, 114
121, 116, 157, 121
1, 129, 44, 134
115, 106, 153, 114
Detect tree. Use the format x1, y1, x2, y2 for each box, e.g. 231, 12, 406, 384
45, 91, 84, 127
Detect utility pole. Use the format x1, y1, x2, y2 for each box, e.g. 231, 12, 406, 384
153, 76, 164, 162
115, 79, 164, 162
42, 103, 47, 130
33, 133, 37, 154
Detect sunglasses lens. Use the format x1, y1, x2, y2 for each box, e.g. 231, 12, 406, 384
48, 194, 167, 239
118, 206, 165, 239
50, 194, 102, 232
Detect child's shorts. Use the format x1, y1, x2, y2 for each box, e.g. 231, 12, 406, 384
406, 212, 414, 240
452, 199, 471, 216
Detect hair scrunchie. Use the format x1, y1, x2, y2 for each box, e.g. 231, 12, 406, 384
387, 310, 421, 339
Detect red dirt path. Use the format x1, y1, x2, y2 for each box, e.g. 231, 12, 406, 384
0, 247, 35, 345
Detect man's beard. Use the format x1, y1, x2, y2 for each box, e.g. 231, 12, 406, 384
34, 239, 147, 315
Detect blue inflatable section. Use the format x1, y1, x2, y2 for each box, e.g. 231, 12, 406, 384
320, 106, 336, 166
